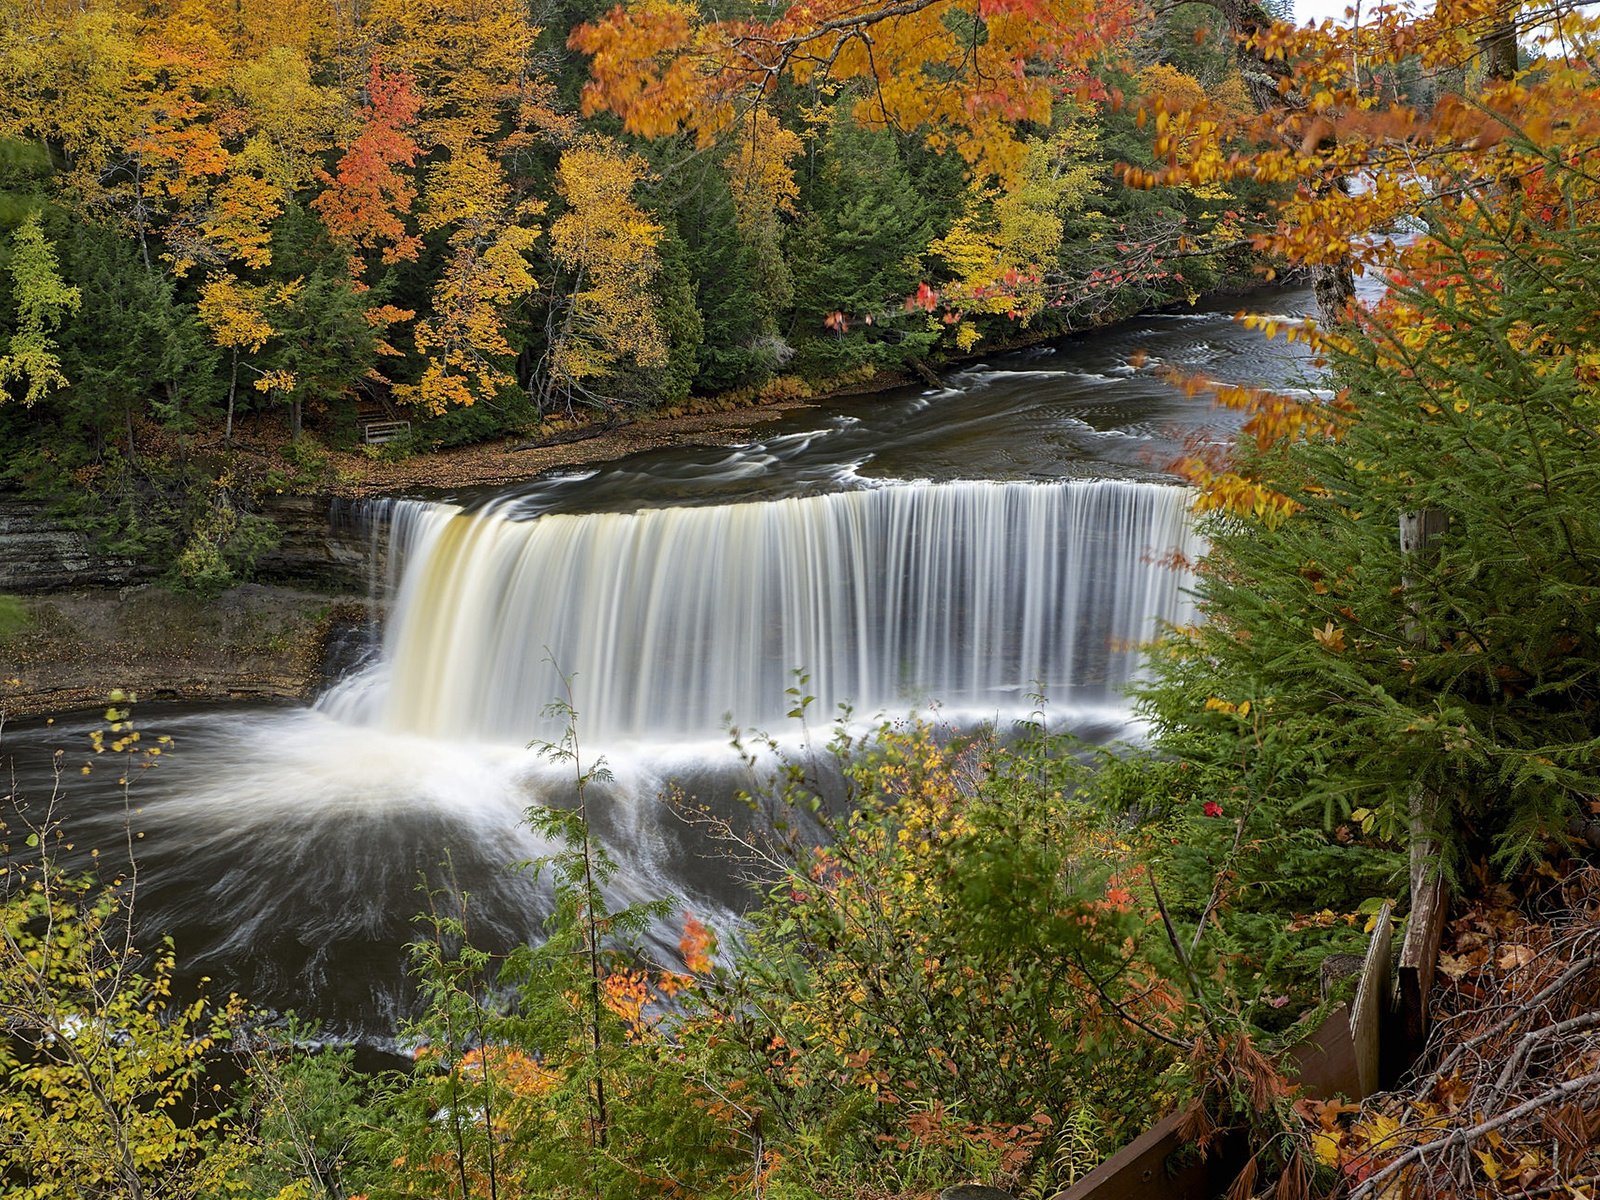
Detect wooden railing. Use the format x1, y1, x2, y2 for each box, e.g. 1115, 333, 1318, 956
362, 420, 412, 446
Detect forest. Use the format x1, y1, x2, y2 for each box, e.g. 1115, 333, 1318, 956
4, 0, 1600, 1195
0, 0, 1286, 587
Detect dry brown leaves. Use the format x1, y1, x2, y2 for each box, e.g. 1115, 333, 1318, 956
1303, 863, 1600, 1199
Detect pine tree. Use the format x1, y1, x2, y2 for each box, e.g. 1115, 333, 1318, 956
1140, 168, 1600, 883
787, 115, 936, 378
58, 223, 219, 456
674, 162, 766, 393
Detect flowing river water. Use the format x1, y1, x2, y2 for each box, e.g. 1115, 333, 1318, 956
1, 288, 1324, 1040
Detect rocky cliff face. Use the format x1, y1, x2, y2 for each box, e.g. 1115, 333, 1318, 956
254, 493, 372, 593
0, 493, 375, 719
0, 497, 148, 593
0, 492, 373, 596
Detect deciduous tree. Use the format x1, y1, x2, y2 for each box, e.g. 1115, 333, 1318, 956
0, 211, 82, 407
543, 138, 667, 411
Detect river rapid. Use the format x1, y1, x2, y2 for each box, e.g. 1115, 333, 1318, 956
1, 288, 1323, 1041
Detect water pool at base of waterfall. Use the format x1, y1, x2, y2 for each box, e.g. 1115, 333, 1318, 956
0, 287, 1321, 1042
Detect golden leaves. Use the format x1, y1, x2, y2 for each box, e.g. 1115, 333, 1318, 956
399, 141, 542, 413
725, 108, 802, 224
1312, 621, 1347, 653
0, 213, 82, 407
547, 137, 668, 396
572, 0, 1131, 182
928, 130, 1097, 326
196, 273, 299, 351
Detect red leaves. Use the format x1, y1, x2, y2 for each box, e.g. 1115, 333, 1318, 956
679, 911, 715, 974
907, 281, 940, 313
313, 56, 423, 266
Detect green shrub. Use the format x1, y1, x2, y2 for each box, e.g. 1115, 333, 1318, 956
682, 713, 1187, 1197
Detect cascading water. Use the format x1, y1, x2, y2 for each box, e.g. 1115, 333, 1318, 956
6, 286, 1314, 1034
321, 479, 1202, 744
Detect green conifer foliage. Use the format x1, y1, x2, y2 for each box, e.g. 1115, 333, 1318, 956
58, 223, 219, 452
1141, 187, 1600, 887
672, 161, 769, 393
788, 117, 937, 378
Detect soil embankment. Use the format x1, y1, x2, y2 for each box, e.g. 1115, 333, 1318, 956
0, 585, 365, 721
312, 396, 822, 496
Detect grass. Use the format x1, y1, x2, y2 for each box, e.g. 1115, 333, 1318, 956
0, 594, 31, 642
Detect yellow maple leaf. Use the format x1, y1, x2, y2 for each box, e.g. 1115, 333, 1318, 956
1312, 621, 1347, 653
1311, 1130, 1341, 1166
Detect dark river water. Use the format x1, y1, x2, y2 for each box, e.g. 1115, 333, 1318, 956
0, 288, 1323, 1041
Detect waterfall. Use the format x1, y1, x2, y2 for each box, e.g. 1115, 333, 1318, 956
319, 480, 1201, 744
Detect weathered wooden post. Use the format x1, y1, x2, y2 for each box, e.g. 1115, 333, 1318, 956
1349, 901, 1394, 1098
1396, 508, 1451, 1057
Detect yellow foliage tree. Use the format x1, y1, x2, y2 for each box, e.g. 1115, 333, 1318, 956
400, 144, 542, 414
929, 127, 1101, 347
724, 108, 801, 227
544, 138, 668, 413
0, 713, 255, 1197
363, 0, 558, 412
0, 213, 83, 407
197, 271, 301, 442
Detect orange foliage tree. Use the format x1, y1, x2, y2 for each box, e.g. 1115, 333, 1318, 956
1122, 0, 1600, 517
570, 0, 1142, 180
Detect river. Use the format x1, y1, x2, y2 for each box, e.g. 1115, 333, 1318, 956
0, 287, 1322, 1041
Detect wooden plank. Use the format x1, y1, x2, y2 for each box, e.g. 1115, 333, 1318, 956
1287, 1003, 1360, 1100
1053, 1007, 1359, 1200
1397, 872, 1448, 1051
1349, 901, 1394, 1099
362, 420, 412, 446
1052, 1104, 1242, 1200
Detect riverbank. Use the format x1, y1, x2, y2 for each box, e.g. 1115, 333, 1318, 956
224, 370, 898, 498
0, 585, 362, 721
0, 382, 861, 721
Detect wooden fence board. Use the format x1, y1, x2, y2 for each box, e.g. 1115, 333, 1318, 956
1287, 1003, 1359, 1100
1052, 886, 1438, 1199
1350, 901, 1394, 1098
1053, 1005, 1358, 1200
1397, 874, 1448, 1050
1053, 1105, 1240, 1200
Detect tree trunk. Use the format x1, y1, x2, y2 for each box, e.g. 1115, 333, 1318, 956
1480, 2, 1519, 83
290, 395, 302, 442
1396, 16, 1512, 897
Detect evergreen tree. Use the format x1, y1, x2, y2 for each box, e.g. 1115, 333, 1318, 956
1140, 176, 1600, 889
673, 161, 767, 392
787, 114, 937, 378
652, 226, 702, 404
57, 222, 219, 455
263, 206, 379, 440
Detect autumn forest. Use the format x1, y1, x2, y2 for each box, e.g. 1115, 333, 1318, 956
6, 0, 1600, 1195
0, 0, 1275, 568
